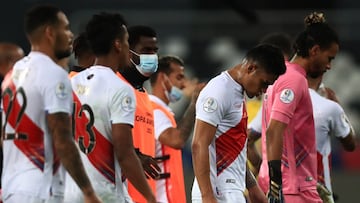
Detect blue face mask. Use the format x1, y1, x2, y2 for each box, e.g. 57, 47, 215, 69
130, 50, 158, 77
165, 86, 183, 103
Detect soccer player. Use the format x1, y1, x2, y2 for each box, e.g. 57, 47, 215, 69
64, 12, 156, 203
1, 4, 100, 203
260, 12, 340, 203
117, 25, 161, 203
308, 74, 356, 203
149, 55, 205, 203
191, 44, 286, 203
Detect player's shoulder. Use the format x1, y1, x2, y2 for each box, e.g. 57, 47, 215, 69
202, 72, 234, 96
312, 89, 343, 114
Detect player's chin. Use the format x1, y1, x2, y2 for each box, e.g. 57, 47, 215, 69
247, 93, 255, 99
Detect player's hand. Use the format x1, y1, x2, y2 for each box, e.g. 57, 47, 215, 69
316, 182, 335, 203
182, 78, 199, 98
202, 195, 218, 203
137, 152, 161, 179
84, 193, 102, 203
323, 87, 340, 103
247, 184, 267, 203
190, 82, 206, 103
145, 195, 157, 203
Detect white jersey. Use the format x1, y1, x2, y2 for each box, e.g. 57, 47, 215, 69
149, 95, 174, 203
309, 89, 350, 192
192, 71, 247, 201
64, 65, 136, 203
1, 52, 73, 200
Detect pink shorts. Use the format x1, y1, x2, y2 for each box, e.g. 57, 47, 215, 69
284, 189, 322, 203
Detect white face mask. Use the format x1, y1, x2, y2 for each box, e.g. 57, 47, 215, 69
165, 86, 183, 103
162, 74, 183, 103
130, 50, 158, 77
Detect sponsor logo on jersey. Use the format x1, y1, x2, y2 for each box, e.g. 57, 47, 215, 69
225, 179, 236, 183
279, 89, 294, 104
203, 97, 218, 113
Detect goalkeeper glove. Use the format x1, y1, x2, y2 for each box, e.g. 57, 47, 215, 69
268, 160, 284, 203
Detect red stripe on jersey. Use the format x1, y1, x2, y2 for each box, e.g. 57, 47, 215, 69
73, 93, 115, 184
216, 103, 247, 175
2, 79, 45, 171
317, 151, 324, 184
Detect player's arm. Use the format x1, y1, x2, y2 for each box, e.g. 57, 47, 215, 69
159, 82, 205, 149
324, 87, 356, 151
339, 124, 356, 152
247, 128, 262, 176
266, 119, 287, 203
112, 123, 156, 203
246, 163, 267, 203
158, 100, 195, 149
338, 112, 356, 152
191, 119, 217, 203
47, 113, 101, 203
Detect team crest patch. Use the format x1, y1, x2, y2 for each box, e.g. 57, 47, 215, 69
121, 96, 134, 112
55, 82, 68, 99
203, 97, 218, 113
280, 89, 294, 104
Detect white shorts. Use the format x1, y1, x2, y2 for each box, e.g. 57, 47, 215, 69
4, 193, 63, 203
192, 190, 246, 203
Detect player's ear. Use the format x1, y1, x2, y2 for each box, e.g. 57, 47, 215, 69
114, 39, 122, 52
309, 44, 320, 56
44, 25, 55, 44
247, 64, 257, 73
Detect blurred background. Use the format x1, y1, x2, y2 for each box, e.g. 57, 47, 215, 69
1, 0, 359, 202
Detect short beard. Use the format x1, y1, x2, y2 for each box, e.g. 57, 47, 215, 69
308, 71, 322, 79
55, 49, 71, 60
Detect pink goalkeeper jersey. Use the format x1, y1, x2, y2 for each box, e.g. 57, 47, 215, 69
258, 61, 318, 194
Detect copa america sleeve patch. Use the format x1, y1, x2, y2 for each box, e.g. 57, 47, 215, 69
203, 97, 218, 113
279, 89, 294, 104
55, 82, 69, 99
121, 96, 134, 112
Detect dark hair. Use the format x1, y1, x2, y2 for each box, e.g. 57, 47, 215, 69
86, 12, 127, 56
73, 32, 92, 59
24, 4, 61, 36
128, 25, 157, 48
150, 55, 184, 85
259, 32, 293, 58
294, 12, 339, 57
246, 44, 286, 76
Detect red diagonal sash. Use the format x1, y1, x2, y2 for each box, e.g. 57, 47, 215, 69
73, 92, 115, 184
216, 102, 248, 175
2, 77, 45, 171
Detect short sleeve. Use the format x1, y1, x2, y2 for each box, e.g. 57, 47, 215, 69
195, 83, 226, 127
42, 66, 73, 114
329, 102, 351, 139
153, 109, 173, 140
270, 76, 305, 124
110, 84, 136, 126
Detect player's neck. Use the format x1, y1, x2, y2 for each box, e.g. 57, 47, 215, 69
120, 65, 148, 89
95, 57, 119, 73
151, 85, 170, 105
